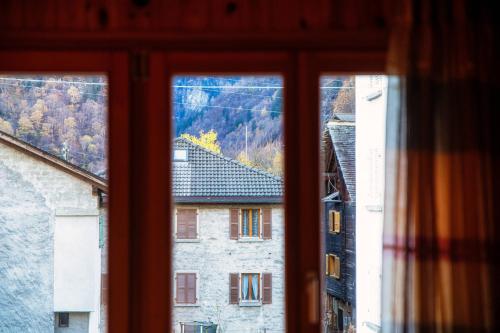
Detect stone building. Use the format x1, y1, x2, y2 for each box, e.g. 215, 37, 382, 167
322, 118, 356, 333
172, 138, 284, 333
0, 131, 106, 333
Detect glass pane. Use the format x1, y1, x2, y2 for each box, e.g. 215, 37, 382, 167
172, 75, 284, 332
0, 75, 108, 332
320, 75, 387, 333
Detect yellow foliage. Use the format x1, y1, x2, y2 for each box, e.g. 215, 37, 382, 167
181, 130, 221, 154
237, 151, 255, 168
0, 118, 14, 135
67, 85, 81, 104
17, 115, 34, 136
64, 117, 77, 129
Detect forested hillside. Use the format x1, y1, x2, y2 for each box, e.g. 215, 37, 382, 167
0, 76, 107, 176
0, 75, 353, 177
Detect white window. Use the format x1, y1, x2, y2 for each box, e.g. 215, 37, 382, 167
174, 149, 188, 161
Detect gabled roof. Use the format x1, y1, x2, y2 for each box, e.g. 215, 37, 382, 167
327, 121, 355, 202
0, 130, 107, 192
173, 138, 283, 203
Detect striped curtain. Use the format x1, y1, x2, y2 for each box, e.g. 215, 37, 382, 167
383, 1, 500, 332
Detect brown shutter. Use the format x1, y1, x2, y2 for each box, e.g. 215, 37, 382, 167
262, 208, 272, 239
229, 273, 239, 304
176, 273, 185, 303
262, 273, 272, 304
230, 209, 239, 239
186, 273, 197, 304
177, 209, 197, 239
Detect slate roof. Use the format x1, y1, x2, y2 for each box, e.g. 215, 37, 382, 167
173, 138, 283, 203
327, 121, 356, 202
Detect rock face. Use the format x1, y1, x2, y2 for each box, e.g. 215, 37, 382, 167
0, 161, 53, 332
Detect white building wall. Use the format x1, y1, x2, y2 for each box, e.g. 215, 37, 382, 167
0, 143, 102, 333
355, 75, 387, 333
173, 205, 285, 333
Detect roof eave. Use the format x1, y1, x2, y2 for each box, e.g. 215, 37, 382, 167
173, 196, 283, 204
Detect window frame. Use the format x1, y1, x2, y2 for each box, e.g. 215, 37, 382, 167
326, 253, 340, 279
174, 271, 200, 307
174, 207, 199, 242
239, 208, 262, 239
0, 49, 386, 333
240, 272, 261, 305
58, 312, 70, 328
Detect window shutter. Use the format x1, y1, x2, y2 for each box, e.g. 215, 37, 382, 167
328, 211, 334, 233
262, 208, 272, 239
326, 254, 329, 275
176, 273, 185, 303
230, 209, 239, 239
177, 209, 197, 239
262, 273, 272, 304
186, 273, 197, 304
229, 273, 239, 304
334, 211, 341, 233
334, 255, 340, 279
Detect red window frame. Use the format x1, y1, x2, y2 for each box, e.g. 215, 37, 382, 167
0, 50, 385, 333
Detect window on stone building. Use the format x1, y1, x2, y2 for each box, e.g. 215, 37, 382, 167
58, 312, 69, 327
241, 208, 260, 237
175, 272, 197, 305
328, 210, 341, 234
241, 273, 260, 301
326, 254, 340, 279
176, 208, 198, 240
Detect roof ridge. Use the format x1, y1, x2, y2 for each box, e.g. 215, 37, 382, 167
0, 129, 107, 190
174, 137, 283, 183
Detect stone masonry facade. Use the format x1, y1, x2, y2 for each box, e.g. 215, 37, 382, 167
0, 142, 101, 332
173, 205, 284, 333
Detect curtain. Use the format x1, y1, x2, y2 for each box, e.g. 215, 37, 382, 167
242, 274, 249, 300
383, 1, 500, 332
252, 274, 259, 300
242, 210, 249, 236
252, 210, 259, 236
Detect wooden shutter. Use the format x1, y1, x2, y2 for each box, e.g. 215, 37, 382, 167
334, 255, 340, 279
229, 273, 239, 304
230, 209, 239, 239
334, 211, 341, 233
186, 273, 197, 304
176, 273, 185, 303
328, 211, 334, 233
177, 208, 197, 239
262, 273, 272, 304
262, 208, 272, 239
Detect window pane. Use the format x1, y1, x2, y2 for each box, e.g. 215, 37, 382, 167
172, 75, 284, 332
0, 75, 108, 332
320, 75, 387, 333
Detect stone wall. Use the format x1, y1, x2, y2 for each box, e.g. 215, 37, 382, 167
173, 205, 284, 333
55, 313, 90, 333
0, 143, 99, 332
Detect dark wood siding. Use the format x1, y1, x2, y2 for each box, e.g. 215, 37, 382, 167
325, 201, 355, 307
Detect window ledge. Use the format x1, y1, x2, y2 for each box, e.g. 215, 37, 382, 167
238, 237, 263, 243
239, 301, 262, 307
175, 238, 201, 243
174, 303, 200, 307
